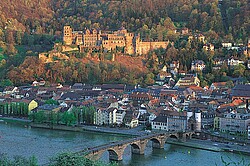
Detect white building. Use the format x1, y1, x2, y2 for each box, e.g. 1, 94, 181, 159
227, 58, 244, 66
222, 42, 232, 48
248, 125, 250, 139
108, 107, 118, 125
220, 113, 250, 135
191, 60, 206, 72
115, 109, 126, 125
95, 106, 126, 126
152, 112, 187, 131
95, 108, 109, 125
139, 104, 147, 115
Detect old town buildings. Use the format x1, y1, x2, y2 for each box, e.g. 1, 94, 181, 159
1, 80, 250, 138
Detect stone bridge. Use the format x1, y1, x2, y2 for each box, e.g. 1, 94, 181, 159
80, 131, 195, 161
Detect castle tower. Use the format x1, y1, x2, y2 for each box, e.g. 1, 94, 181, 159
135, 34, 141, 55
63, 26, 73, 45
125, 33, 134, 55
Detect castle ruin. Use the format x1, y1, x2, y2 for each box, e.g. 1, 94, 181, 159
63, 26, 169, 55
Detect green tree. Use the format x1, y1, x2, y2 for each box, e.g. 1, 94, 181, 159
32, 111, 46, 123
233, 64, 246, 77
62, 111, 76, 126
204, 73, 215, 85
49, 112, 58, 125
226, 80, 234, 88
0, 154, 38, 166
49, 152, 117, 166
144, 73, 155, 85
0, 79, 13, 87
45, 99, 59, 105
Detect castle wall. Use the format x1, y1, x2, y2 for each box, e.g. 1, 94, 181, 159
102, 34, 126, 51
83, 29, 101, 47
136, 41, 169, 55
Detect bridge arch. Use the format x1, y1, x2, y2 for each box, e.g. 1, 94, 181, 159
151, 137, 161, 144
107, 148, 120, 161
130, 140, 148, 155
95, 147, 124, 161
169, 134, 178, 139
130, 143, 141, 153
191, 133, 197, 139
150, 137, 166, 149
186, 133, 192, 140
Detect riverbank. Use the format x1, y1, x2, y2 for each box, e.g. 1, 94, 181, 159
166, 140, 223, 152
0, 117, 31, 125
29, 123, 140, 137
80, 125, 145, 136
30, 123, 82, 132
167, 139, 250, 155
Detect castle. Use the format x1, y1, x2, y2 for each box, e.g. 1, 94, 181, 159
63, 26, 169, 55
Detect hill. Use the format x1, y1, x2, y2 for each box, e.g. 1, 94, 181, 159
0, 0, 53, 33
0, 0, 249, 86
0, 0, 248, 41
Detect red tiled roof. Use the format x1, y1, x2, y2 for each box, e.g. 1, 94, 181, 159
212, 82, 227, 87
189, 85, 203, 91
232, 99, 244, 106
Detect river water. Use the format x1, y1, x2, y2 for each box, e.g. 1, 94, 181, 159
0, 123, 249, 166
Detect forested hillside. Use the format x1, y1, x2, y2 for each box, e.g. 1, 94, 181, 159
0, 0, 249, 86
0, 0, 53, 33
0, 0, 248, 40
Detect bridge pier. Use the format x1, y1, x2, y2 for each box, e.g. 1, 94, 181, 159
178, 132, 187, 142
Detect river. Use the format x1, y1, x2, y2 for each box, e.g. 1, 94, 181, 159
0, 123, 250, 166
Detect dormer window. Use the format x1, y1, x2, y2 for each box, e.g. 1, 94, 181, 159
231, 114, 236, 119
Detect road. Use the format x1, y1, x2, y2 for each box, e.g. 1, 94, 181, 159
186, 139, 250, 154
80, 125, 147, 136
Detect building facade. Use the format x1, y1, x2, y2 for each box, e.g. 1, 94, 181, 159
152, 112, 187, 131
191, 60, 206, 72
219, 113, 250, 134
248, 125, 250, 139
